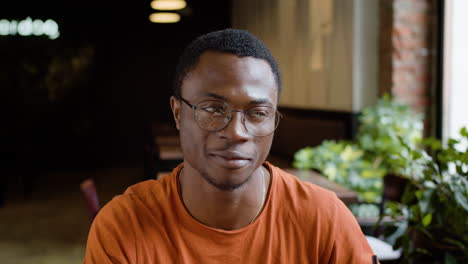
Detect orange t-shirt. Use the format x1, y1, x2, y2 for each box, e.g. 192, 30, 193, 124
84, 162, 375, 263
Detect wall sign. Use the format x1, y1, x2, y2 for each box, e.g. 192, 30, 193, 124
0, 17, 60, 40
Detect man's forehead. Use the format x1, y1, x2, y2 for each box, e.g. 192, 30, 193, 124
181, 51, 278, 105
190, 51, 275, 85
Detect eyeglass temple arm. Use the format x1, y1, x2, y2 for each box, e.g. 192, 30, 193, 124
180, 97, 197, 110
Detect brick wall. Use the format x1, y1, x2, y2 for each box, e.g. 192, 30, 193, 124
379, 0, 437, 114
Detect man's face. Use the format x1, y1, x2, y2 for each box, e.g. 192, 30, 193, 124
171, 51, 278, 190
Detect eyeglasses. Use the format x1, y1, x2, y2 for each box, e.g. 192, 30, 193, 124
179, 97, 282, 137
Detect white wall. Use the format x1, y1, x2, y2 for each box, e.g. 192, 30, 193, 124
443, 0, 468, 141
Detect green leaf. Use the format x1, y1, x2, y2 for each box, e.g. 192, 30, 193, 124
442, 238, 466, 250
411, 150, 422, 159
414, 247, 431, 256
422, 213, 432, 227
361, 170, 377, 179
418, 189, 434, 214
402, 187, 416, 205
323, 166, 338, 181
415, 190, 423, 200
362, 191, 377, 203
423, 137, 442, 151
448, 138, 459, 147
386, 221, 408, 246
386, 201, 400, 212
460, 126, 468, 138
444, 252, 457, 264
454, 191, 468, 211
414, 226, 434, 240
340, 145, 362, 161
423, 181, 436, 189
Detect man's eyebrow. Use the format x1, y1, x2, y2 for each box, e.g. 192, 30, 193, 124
204, 92, 271, 105
204, 92, 227, 101
249, 98, 270, 105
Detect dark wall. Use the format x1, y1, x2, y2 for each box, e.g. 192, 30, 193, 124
1, 1, 232, 170
2, 0, 355, 174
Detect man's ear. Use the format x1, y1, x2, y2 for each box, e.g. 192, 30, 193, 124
170, 96, 181, 130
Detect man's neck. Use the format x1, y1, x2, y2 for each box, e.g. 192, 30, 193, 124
178, 164, 270, 230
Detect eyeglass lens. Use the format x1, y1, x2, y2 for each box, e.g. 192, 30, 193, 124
194, 100, 279, 136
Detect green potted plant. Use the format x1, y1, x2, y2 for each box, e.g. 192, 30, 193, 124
357, 94, 424, 174
382, 127, 468, 263
293, 141, 386, 217
293, 94, 423, 218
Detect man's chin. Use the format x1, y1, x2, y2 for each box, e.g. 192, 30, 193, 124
200, 169, 253, 192
203, 175, 252, 191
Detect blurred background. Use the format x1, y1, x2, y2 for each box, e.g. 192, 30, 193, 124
1, 0, 467, 263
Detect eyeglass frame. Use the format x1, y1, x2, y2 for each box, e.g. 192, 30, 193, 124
177, 96, 282, 137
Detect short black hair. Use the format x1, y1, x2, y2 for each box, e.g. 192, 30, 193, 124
173, 28, 281, 99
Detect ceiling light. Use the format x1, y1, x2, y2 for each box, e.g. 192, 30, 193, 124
149, 13, 181, 23
151, 0, 186, 11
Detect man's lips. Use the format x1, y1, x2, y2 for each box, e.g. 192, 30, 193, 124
209, 151, 252, 169
212, 151, 251, 160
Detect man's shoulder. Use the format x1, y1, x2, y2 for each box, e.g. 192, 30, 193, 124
268, 164, 364, 232
268, 163, 349, 221
267, 164, 375, 262
269, 163, 338, 203
124, 177, 168, 197
99, 174, 175, 219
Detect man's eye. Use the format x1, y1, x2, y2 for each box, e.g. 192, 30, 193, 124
203, 106, 225, 114
248, 110, 271, 120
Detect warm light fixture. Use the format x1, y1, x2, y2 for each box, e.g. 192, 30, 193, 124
149, 13, 181, 23
151, 0, 186, 11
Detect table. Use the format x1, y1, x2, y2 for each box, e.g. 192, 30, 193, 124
283, 168, 359, 205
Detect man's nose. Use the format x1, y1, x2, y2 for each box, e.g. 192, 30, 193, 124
220, 111, 251, 141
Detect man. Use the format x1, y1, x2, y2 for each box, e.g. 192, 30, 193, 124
84, 29, 375, 263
